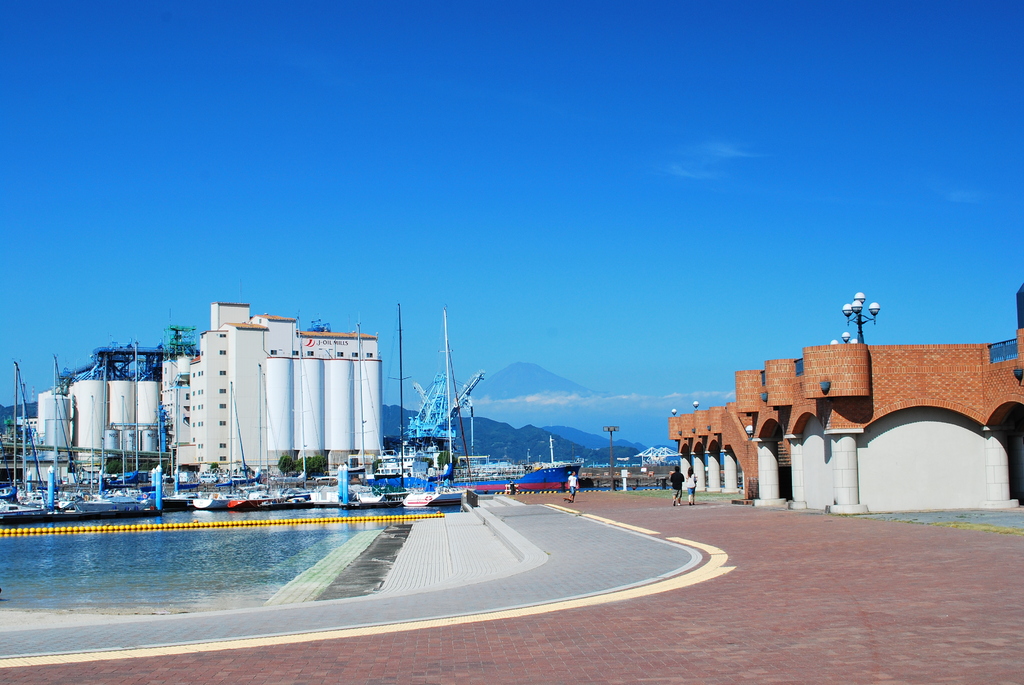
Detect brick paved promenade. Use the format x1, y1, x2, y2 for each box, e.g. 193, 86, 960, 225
4, 492, 1024, 684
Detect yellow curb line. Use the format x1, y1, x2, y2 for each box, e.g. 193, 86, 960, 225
0, 515, 733, 670
544, 504, 660, 535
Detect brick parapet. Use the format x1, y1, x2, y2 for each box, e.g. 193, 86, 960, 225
674, 329, 1024, 500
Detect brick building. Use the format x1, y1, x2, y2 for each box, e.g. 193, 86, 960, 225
668, 290, 1024, 513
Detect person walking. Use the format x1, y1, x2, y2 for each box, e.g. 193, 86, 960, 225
564, 471, 579, 503
685, 468, 697, 506
670, 465, 685, 506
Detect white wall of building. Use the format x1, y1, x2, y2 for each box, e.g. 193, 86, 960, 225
858, 407, 987, 512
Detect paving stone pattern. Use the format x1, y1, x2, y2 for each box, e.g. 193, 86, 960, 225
6, 492, 1024, 684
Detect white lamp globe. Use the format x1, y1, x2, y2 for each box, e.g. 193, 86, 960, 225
692, 400, 700, 409
831, 339, 839, 345
842, 331, 851, 342
868, 302, 880, 316
851, 301, 863, 314
842, 304, 853, 316
854, 292, 866, 303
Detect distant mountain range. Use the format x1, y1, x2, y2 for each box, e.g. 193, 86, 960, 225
542, 425, 646, 451
477, 362, 596, 400
382, 404, 639, 464
0, 403, 37, 423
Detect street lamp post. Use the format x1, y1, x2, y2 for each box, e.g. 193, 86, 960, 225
841, 292, 881, 343
603, 426, 618, 490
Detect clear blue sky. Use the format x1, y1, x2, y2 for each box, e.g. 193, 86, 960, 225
2, 2, 1022, 445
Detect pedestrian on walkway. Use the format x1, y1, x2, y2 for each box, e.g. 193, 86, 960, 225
670, 465, 684, 506
685, 468, 697, 506
564, 471, 579, 503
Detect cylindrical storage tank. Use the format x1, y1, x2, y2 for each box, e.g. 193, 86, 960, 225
355, 359, 383, 454
137, 381, 160, 425
265, 357, 294, 455
294, 357, 324, 456
71, 380, 106, 450
44, 394, 72, 449
37, 391, 53, 446
121, 428, 138, 452
104, 429, 120, 452
325, 359, 354, 453
142, 428, 159, 453
108, 381, 135, 425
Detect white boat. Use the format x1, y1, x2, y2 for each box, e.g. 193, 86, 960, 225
0, 501, 47, 517
403, 487, 465, 507
73, 493, 154, 513
192, 492, 232, 510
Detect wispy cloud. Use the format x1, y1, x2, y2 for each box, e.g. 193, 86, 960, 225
945, 190, 983, 204
665, 142, 761, 181
474, 390, 735, 412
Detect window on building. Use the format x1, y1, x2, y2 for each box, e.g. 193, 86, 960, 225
219, 403, 227, 409
198, 444, 203, 449
219, 334, 226, 338
219, 456, 227, 462
198, 456, 203, 462
219, 421, 226, 426
185, 393, 189, 399
292, 350, 298, 356
219, 350, 227, 355
366, 353, 373, 358
219, 388, 227, 394
219, 443, 227, 449
270, 349, 277, 355
352, 353, 358, 357
219, 370, 226, 376
307, 351, 314, 357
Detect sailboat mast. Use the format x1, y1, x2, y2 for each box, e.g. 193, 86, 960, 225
13, 362, 20, 490
357, 322, 364, 461
443, 309, 452, 466
397, 304, 405, 489
397, 304, 404, 446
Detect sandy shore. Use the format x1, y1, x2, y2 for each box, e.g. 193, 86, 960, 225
0, 607, 188, 632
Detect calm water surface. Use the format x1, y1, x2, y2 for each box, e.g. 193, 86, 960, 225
0, 507, 442, 612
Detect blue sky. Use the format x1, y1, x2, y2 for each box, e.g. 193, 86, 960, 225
2, 2, 1022, 446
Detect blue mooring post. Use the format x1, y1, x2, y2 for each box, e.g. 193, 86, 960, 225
154, 466, 163, 511
174, 467, 180, 495
46, 466, 55, 512
339, 464, 349, 506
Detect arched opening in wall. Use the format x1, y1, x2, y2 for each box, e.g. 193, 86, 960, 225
758, 420, 792, 501
993, 403, 1024, 501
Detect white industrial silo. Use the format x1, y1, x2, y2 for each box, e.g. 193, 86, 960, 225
137, 381, 160, 426
71, 380, 106, 450
325, 359, 354, 454
108, 380, 135, 425
37, 390, 52, 445
294, 357, 324, 457
265, 356, 294, 456
355, 358, 383, 454
142, 428, 159, 453
121, 428, 138, 452
45, 393, 71, 449
104, 428, 120, 452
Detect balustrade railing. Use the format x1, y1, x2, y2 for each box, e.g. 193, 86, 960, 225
989, 338, 1019, 363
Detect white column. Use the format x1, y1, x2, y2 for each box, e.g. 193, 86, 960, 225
722, 449, 739, 493
754, 440, 785, 506
829, 432, 868, 514
706, 450, 721, 492
981, 429, 1019, 509
1009, 434, 1024, 502
788, 435, 807, 509
692, 454, 706, 491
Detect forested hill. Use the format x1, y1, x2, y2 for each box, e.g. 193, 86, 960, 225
382, 404, 638, 464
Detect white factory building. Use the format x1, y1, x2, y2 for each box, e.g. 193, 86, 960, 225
174, 302, 383, 473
